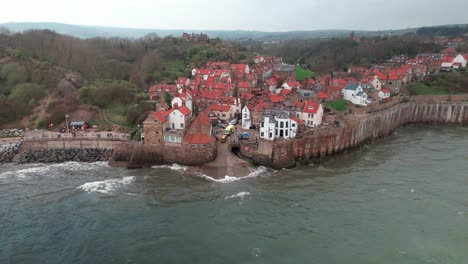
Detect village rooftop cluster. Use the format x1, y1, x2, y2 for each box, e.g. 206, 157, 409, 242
142, 35, 468, 148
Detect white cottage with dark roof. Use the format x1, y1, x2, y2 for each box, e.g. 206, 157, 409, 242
342, 83, 369, 106
259, 109, 299, 141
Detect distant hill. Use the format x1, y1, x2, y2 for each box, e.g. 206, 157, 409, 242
0, 22, 419, 41
1, 22, 467, 41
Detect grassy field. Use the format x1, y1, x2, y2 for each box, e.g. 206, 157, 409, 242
408, 71, 468, 95
296, 65, 314, 81
408, 84, 451, 95
324, 100, 348, 112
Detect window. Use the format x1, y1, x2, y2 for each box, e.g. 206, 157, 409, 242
181, 123, 184, 128
285, 130, 288, 137
171, 123, 175, 129
292, 123, 296, 127
269, 133, 272, 138
261, 122, 264, 128
286, 122, 289, 128
261, 132, 264, 137
280, 122, 284, 128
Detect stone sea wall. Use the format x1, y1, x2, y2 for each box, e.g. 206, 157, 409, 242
17, 149, 112, 163
109, 141, 217, 168
242, 100, 468, 168
13, 138, 124, 164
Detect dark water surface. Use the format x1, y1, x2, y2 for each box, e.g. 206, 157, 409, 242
1, 125, 468, 264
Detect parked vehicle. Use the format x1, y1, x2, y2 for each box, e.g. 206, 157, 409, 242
220, 134, 228, 143
237, 132, 249, 140
225, 124, 236, 134
229, 119, 237, 125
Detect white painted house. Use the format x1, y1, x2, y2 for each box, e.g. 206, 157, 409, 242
453, 54, 468, 68
259, 110, 299, 141
342, 83, 369, 106
176, 77, 190, 89
241, 106, 251, 130
378, 88, 391, 100
281, 81, 302, 90
296, 101, 324, 127
372, 76, 382, 91
169, 105, 191, 130
171, 93, 193, 112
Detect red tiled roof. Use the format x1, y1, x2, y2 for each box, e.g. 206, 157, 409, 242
270, 93, 285, 103
184, 134, 215, 145
291, 117, 305, 125
317, 91, 329, 99
238, 81, 251, 88
153, 110, 168, 123
381, 88, 391, 93
303, 101, 320, 114
178, 105, 191, 116
292, 101, 305, 108
240, 93, 254, 100
328, 79, 349, 92
210, 104, 231, 112
177, 77, 189, 85
282, 89, 292, 96
285, 81, 301, 88
184, 113, 215, 145
266, 78, 277, 86
443, 56, 454, 63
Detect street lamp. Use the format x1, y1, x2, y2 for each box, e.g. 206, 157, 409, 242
65, 114, 69, 132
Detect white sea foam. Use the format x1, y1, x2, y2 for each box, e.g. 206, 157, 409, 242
76, 176, 136, 194
225, 191, 251, 200
197, 166, 270, 183
0, 162, 109, 179
0, 165, 52, 179
152, 164, 188, 172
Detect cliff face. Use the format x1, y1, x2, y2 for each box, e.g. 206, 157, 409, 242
248, 101, 468, 168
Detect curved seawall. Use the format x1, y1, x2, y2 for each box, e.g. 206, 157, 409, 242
244, 100, 468, 168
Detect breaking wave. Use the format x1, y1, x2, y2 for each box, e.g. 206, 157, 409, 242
76, 176, 136, 194
225, 191, 251, 200
0, 162, 109, 179
197, 166, 271, 183
152, 164, 188, 172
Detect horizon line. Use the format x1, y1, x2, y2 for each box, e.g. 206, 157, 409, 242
2, 21, 468, 34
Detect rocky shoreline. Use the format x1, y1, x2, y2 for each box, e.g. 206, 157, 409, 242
0, 141, 22, 163
16, 149, 113, 164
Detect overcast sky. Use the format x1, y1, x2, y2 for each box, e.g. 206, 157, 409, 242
1, 0, 467, 31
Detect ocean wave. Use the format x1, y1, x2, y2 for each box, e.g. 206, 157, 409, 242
0, 165, 52, 179
0, 162, 109, 179
225, 191, 251, 200
76, 176, 136, 194
152, 164, 188, 172
197, 166, 270, 183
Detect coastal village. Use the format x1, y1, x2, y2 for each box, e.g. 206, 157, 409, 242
142, 34, 468, 159
1, 33, 468, 173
